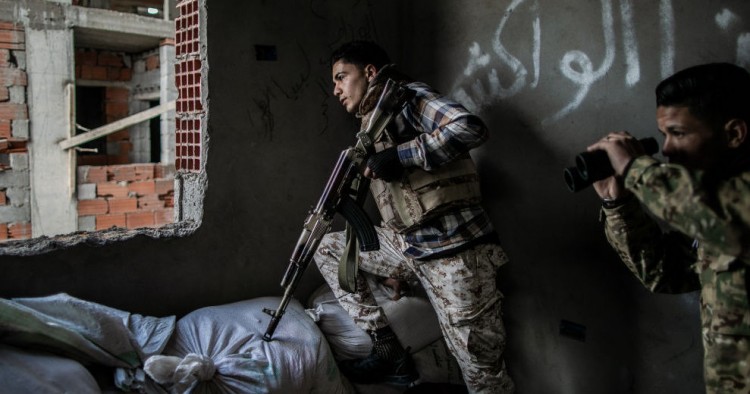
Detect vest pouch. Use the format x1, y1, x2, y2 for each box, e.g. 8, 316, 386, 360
406, 157, 482, 215
371, 156, 482, 233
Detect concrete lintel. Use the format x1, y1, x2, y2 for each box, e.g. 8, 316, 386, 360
68, 6, 173, 39
0, 1, 174, 53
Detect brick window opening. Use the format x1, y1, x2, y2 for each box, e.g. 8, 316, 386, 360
0, 0, 205, 253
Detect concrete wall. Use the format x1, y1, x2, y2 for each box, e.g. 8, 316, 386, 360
394, 2, 748, 392
2, 0, 750, 392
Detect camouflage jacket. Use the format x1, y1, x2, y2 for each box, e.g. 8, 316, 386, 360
602, 155, 750, 336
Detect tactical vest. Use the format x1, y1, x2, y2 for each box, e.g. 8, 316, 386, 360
356, 69, 483, 234
367, 135, 483, 234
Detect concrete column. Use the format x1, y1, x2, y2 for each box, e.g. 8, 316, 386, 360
159, 41, 176, 165
26, 19, 77, 237
128, 98, 151, 163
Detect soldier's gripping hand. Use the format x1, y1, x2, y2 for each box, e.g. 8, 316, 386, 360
364, 147, 404, 182
587, 131, 647, 202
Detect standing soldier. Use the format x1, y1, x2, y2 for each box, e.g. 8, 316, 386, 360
314, 40, 515, 393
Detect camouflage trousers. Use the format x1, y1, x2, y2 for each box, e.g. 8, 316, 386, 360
703, 332, 750, 393
315, 226, 515, 394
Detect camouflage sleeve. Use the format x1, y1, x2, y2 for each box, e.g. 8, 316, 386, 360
624, 156, 750, 259
602, 197, 700, 293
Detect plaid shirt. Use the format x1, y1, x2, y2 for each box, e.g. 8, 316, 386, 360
390, 82, 495, 259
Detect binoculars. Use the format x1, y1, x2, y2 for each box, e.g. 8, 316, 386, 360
564, 137, 658, 192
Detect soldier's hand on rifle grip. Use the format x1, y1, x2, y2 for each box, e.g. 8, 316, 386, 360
365, 147, 404, 182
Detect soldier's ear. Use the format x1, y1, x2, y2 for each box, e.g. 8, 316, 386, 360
364, 64, 378, 82
724, 118, 747, 149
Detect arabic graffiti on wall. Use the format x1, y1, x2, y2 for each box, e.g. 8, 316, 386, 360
450, 0, 749, 125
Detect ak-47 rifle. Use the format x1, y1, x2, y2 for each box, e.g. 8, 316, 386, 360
263, 79, 412, 341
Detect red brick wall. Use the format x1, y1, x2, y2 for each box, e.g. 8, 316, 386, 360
0, 21, 29, 241
175, 0, 202, 172
75, 49, 136, 166
104, 86, 134, 165
75, 49, 132, 83
77, 163, 175, 231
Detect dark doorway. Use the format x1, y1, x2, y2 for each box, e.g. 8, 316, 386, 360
75, 86, 107, 165
149, 100, 161, 163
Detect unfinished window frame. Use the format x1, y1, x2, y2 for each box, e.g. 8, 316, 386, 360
0, 0, 206, 256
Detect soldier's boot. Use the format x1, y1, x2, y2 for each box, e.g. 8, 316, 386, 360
338, 326, 420, 386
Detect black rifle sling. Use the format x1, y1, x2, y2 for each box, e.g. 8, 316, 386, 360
337, 79, 409, 293
338, 224, 360, 293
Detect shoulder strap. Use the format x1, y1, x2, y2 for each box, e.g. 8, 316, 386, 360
338, 224, 360, 293
337, 79, 412, 293
355, 79, 413, 154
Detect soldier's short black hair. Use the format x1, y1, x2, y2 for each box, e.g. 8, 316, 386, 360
656, 63, 750, 130
330, 40, 391, 70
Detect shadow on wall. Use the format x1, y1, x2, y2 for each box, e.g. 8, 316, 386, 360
473, 101, 641, 392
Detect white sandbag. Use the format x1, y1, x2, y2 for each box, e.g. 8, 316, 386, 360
305, 285, 372, 360
0, 293, 175, 391
0, 344, 100, 394
411, 338, 464, 385
144, 296, 352, 394
5, 293, 175, 367
368, 276, 443, 354
306, 276, 443, 360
